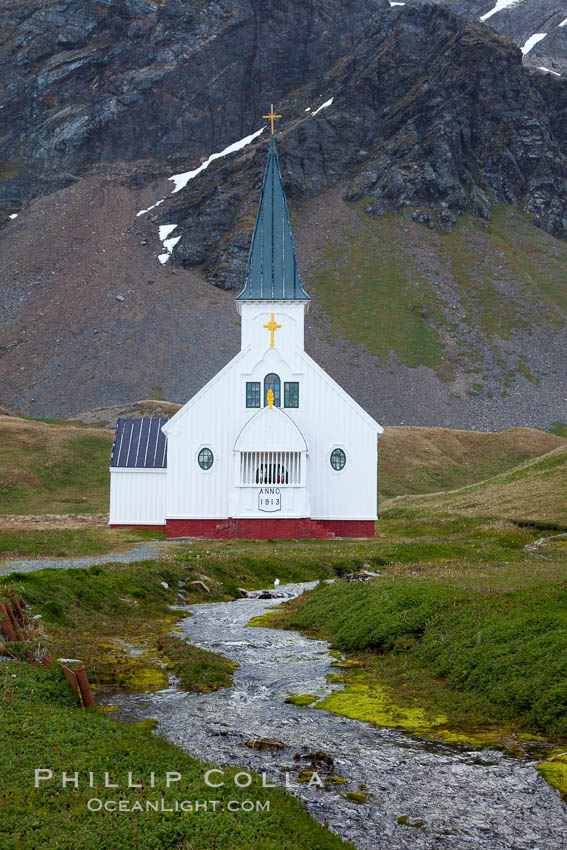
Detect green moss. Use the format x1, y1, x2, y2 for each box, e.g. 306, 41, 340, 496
125, 664, 169, 691
285, 694, 320, 706
81, 640, 169, 692
431, 728, 546, 751
131, 718, 158, 731
316, 679, 447, 733
396, 814, 424, 827
536, 751, 567, 800
246, 610, 284, 627
346, 791, 368, 803
39, 599, 69, 625
324, 776, 348, 787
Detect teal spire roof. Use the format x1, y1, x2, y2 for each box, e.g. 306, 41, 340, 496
237, 138, 310, 301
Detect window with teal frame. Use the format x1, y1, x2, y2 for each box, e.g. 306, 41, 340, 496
246, 382, 261, 408
264, 373, 281, 407
284, 382, 299, 408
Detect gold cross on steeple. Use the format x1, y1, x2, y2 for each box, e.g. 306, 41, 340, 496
262, 104, 281, 135
263, 312, 282, 347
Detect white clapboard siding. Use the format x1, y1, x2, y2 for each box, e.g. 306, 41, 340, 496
162, 301, 381, 523
109, 469, 167, 525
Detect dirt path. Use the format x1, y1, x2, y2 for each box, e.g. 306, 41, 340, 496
0, 514, 109, 531
0, 539, 182, 576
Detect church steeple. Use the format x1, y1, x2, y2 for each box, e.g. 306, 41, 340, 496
236, 138, 310, 302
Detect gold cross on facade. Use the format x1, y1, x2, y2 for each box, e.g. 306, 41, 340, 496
262, 104, 281, 135
263, 312, 281, 347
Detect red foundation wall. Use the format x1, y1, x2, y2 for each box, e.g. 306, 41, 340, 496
165, 518, 375, 540
315, 520, 375, 538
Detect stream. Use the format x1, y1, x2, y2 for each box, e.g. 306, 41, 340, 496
99, 582, 567, 850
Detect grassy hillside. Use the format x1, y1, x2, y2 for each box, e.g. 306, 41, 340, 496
378, 426, 567, 502
267, 557, 567, 741
1, 414, 565, 518
305, 202, 567, 388
384, 445, 567, 525
0, 415, 112, 515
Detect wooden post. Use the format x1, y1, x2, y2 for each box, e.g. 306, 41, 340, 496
61, 665, 81, 701
0, 617, 17, 643
3, 602, 18, 632
11, 597, 25, 625
75, 666, 95, 708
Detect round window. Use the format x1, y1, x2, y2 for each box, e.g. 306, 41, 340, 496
330, 448, 346, 471
198, 448, 214, 470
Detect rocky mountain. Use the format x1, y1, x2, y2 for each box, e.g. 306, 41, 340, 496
412, 0, 567, 76
0, 0, 378, 210
0, 0, 566, 431
160, 2, 567, 290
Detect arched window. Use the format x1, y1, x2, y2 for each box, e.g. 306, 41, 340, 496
264, 373, 281, 407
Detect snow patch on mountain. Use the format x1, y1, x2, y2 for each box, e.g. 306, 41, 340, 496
169, 128, 265, 194
159, 224, 177, 241
137, 198, 165, 217
479, 0, 524, 23
137, 128, 265, 218
521, 33, 548, 55
312, 98, 334, 116
157, 224, 181, 265
137, 128, 266, 262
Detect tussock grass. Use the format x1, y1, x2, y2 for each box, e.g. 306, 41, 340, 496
257, 518, 567, 741
0, 415, 112, 515
384, 446, 567, 524
379, 425, 567, 502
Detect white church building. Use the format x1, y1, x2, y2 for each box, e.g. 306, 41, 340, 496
109, 137, 383, 539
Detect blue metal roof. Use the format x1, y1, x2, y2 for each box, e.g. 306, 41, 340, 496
237, 138, 310, 302
110, 418, 168, 469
